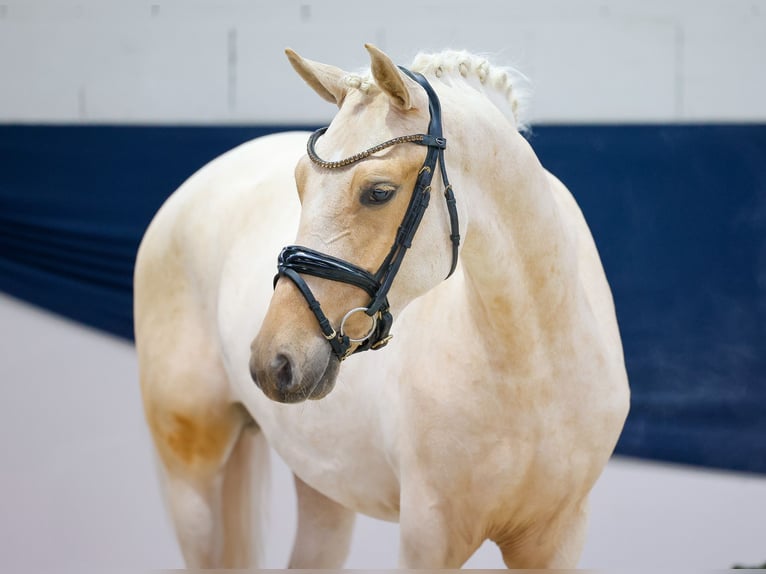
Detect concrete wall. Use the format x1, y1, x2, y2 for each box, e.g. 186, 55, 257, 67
1, 0, 765, 124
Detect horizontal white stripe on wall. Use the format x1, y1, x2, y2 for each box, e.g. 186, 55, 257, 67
0, 0, 764, 123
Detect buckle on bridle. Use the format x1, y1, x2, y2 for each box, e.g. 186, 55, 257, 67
323, 328, 338, 341
370, 334, 393, 350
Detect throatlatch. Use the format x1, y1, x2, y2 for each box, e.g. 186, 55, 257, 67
275, 67, 460, 361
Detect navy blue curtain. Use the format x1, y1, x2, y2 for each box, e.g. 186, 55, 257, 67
1, 123, 764, 474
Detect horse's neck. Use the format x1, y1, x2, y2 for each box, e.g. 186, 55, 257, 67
457, 128, 579, 355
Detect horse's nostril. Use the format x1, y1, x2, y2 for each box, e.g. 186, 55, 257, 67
271, 353, 294, 392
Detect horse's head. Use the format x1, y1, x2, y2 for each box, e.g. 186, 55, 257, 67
249, 45, 460, 403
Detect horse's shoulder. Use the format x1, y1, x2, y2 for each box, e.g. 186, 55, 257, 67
141, 132, 306, 250
135, 131, 308, 312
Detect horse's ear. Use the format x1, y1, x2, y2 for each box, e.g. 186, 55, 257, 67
365, 43, 414, 110
285, 48, 348, 106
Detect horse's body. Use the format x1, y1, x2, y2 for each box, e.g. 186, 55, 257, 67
134, 46, 629, 569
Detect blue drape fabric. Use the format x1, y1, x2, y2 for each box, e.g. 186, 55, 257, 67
1, 124, 764, 473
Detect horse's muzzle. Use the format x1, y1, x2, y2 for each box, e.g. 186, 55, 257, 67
249, 343, 340, 404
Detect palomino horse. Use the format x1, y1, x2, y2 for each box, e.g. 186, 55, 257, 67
134, 44, 629, 569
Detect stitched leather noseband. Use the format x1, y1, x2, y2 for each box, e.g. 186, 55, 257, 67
275, 67, 460, 361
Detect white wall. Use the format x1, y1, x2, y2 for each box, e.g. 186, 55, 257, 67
0, 0, 765, 124
2, 293, 766, 570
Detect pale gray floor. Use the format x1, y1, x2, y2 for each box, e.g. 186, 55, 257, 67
1, 292, 764, 569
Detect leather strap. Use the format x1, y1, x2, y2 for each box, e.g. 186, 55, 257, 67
399, 67, 460, 278
277, 246, 380, 297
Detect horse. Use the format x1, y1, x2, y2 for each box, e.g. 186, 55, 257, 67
133, 44, 630, 569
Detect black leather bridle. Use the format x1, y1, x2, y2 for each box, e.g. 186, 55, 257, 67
275, 67, 460, 361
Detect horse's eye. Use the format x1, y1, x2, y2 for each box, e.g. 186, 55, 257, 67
361, 185, 397, 206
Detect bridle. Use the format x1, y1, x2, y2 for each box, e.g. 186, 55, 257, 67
274, 67, 460, 361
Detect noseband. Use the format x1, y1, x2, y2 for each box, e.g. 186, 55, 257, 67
275, 67, 460, 360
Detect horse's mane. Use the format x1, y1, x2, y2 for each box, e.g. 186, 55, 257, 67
411, 50, 532, 132
345, 50, 532, 132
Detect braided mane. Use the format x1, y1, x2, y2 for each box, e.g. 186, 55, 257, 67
411, 50, 532, 131
343, 50, 532, 131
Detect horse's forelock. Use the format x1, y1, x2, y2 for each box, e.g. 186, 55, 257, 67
343, 73, 375, 95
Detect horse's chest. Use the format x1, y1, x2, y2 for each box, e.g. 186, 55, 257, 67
244, 376, 402, 521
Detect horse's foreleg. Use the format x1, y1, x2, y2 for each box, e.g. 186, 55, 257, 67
398, 480, 481, 568
138, 311, 266, 568
148, 400, 260, 568
219, 421, 269, 566
497, 499, 589, 569
288, 474, 355, 568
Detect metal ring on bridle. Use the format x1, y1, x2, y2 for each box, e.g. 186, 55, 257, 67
339, 307, 378, 343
